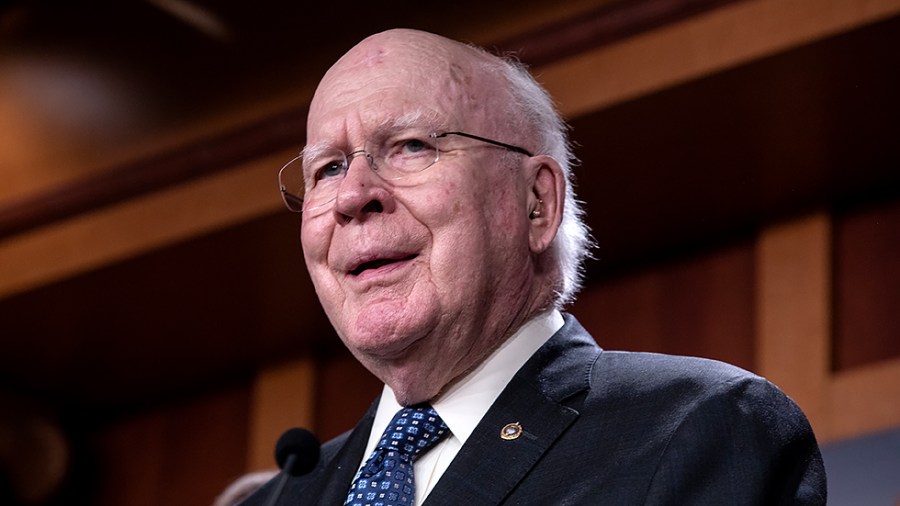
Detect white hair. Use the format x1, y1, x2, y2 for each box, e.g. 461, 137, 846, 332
478, 52, 594, 307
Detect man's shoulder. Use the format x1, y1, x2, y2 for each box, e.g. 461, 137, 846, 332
508, 332, 825, 504
589, 350, 779, 405
583, 349, 812, 438
544, 315, 775, 406
594, 349, 759, 387
320, 428, 353, 458
548, 316, 796, 414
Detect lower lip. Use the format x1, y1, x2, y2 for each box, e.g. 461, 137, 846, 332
351, 257, 415, 283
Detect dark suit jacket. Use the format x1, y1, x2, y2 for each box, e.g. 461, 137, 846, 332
243, 314, 826, 505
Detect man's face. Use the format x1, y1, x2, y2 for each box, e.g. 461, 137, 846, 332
300, 32, 536, 403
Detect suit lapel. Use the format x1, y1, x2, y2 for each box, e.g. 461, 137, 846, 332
423, 314, 597, 505
424, 385, 579, 505
306, 402, 376, 505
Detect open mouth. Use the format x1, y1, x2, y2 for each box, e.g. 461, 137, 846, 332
350, 254, 416, 276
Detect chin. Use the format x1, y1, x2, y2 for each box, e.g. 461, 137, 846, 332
344, 324, 446, 404
346, 332, 419, 362
337, 320, 423, 366
347, 297, 437, 347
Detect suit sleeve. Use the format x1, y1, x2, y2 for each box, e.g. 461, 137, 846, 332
644, 375, 827, 505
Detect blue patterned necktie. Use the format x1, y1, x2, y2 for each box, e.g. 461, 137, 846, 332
345, 404, 449, 506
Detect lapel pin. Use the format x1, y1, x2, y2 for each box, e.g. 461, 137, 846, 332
500, 422, 523, 440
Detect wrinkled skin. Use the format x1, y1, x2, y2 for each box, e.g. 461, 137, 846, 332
301, 29, 564, 405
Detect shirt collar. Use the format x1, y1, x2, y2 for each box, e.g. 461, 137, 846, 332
370, 309, 564, 448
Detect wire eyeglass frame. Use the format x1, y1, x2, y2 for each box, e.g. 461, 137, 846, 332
278, 131, 533, 214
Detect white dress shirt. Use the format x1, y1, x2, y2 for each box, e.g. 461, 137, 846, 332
354, 310, 564, 505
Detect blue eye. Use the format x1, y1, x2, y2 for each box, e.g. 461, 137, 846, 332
401, 138, 429, 153
381, 135, 439, 174
315, 160, 346, 181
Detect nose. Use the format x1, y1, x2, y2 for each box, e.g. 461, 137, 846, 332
332, 151, 394, 222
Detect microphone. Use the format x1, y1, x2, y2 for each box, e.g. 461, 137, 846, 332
263, 428, 321, 506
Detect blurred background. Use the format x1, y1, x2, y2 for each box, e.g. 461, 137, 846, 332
1, 0, 898, 504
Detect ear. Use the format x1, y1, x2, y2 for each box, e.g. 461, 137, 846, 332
525, 155, 565, 254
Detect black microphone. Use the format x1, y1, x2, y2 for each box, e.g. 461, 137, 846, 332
263, 428, 320, 506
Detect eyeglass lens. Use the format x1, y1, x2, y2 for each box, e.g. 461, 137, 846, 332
280, 131, 443, 214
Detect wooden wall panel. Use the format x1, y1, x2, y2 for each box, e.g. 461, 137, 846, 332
834, 198, 900, 370
572, 240, 756, 371
90, 385, 250, 506
538, 0, 900, 117
753, 211, 900, 442
755, 214, 831, 432
247, 357, 316, 472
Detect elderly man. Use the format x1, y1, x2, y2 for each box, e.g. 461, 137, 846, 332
243, 29, 826, 505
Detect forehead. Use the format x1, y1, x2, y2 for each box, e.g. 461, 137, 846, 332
306, 32, 499, 144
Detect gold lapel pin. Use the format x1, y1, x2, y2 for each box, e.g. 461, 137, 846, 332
500, 422, 523, 440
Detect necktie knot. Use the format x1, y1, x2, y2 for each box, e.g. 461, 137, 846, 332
375, 404, 449, 459
346, 404, 449, 506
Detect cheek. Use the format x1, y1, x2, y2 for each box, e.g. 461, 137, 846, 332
424, 208, 494, 287
300, 222, 345, 315
300, 221, 331, 272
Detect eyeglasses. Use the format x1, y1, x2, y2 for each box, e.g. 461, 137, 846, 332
278, 131, 533, 214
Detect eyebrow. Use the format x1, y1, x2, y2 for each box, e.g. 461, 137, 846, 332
300, 110, 443, 159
